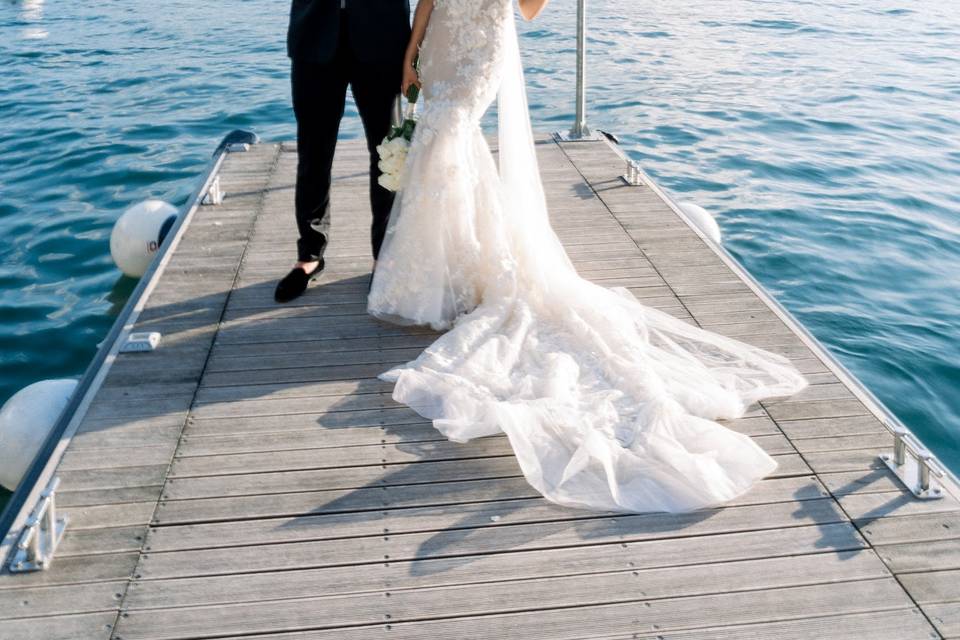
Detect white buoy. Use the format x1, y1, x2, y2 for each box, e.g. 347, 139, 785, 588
110, 200, 178, 277
679, 202, 722, 244
0, 379, 78, 492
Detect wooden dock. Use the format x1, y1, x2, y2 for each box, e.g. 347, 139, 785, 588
2, 135, 959, 639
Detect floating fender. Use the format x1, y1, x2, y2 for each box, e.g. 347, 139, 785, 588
0, 379, 78, 492
110, 200, 179, 278
678, 202, 722, 244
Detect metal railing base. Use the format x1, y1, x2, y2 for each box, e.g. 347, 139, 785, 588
555, 130, 605, 143
201, 175, 224, 205
8, 478, 67, 573
622, 159, 643, 186
878, 427, 946, 499
880, 453, 944, 499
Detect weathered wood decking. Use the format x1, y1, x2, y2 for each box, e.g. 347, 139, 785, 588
2, 136, 959, 639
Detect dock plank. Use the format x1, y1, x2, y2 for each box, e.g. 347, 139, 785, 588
153, 473, 819, 526
138, 498, 847, 579
142, 490, 842, 555
1, 611, 118, 640
116, 554, 890, 640
125, 524, 866, 610
118, 579, 915, 640
0, 581, 125, 621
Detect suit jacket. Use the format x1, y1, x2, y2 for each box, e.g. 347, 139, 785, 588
287, 0, 411, 64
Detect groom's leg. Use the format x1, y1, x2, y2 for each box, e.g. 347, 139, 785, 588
291, 57, 348, 263
351, 63, 401, 260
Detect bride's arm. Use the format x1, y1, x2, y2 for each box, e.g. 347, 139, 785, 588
518, 0, 549, 20
402, 0, 435, 96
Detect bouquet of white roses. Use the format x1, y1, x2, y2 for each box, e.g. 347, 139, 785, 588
376, 80, 419, 192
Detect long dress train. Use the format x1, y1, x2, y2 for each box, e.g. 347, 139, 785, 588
367, 0, 807, 513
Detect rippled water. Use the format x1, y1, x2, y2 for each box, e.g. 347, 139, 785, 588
1, 0, 958, 512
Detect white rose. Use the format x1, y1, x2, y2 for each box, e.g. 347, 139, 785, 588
376, 143, 393, 160
387, 137, 409, 153
395, 150, 409, 169
378, 172, 401, 191
382, 152, 407, 176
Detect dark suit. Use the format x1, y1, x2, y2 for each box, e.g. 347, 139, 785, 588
287, 0, 411, 262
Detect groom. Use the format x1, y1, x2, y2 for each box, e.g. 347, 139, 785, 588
275, 0, 412, 303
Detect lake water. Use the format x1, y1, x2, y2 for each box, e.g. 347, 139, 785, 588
1, 0, 958, 514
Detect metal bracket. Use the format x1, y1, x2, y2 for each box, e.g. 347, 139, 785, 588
8, 478, 68, 572
879, 427, 944, 499
201, 175, 224, 206
622, 160, 642, 186
120, 331, 162, 353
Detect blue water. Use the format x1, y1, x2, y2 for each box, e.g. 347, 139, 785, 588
1, 0, 959, 513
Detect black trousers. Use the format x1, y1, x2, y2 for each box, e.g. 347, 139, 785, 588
290, 14, 400, 263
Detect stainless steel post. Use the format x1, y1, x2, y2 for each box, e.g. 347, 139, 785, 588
557, 0, 600, 141
893, 429, 907, 466
919, 454, 933, 493
571, 0, 589, 138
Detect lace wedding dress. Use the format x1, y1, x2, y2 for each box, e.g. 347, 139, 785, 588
367, 0, 807, 513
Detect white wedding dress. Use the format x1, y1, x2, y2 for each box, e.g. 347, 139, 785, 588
367, 0, 807, 513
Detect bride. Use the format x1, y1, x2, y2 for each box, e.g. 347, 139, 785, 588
367, 0, 807, 514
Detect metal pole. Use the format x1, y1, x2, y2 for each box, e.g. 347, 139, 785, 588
570, 0, 589, 138
919, 455, 933, 493
893, 429, 907, 466
557, 0, 599, 141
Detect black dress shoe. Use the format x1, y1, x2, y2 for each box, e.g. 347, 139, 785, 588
274, 259, 324, 303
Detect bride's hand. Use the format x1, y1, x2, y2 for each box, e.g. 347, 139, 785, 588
401, 60, 421, 98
